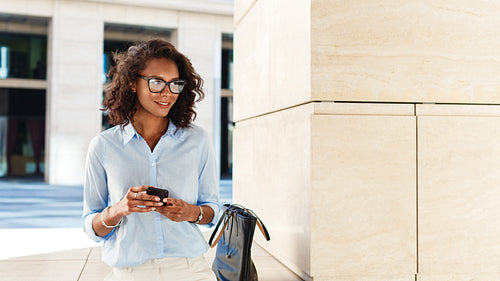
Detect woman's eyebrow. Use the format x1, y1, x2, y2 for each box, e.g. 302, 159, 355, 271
148, 75, 179, 80
144, 75, 180, 82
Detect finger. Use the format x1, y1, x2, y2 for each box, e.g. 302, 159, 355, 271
129, 185, 149, 193
129, 206, 157, 213
134, 192, 161, 202
161, 206, 178, 213
130, 200, 164, 207
165, 198, 176, 206
164, 209, 184, 218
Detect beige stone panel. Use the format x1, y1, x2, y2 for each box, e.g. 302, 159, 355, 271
268, 0, 311, 114
233, 0, 270, 121
8, 247, 91, 261
0, 260, 86, 281
79, 260, 111, 281
235, 0, 312, 121
217, 15, 235, 34
312, 54, 500, 104
314, 102, 414, 116
314, 275, 414, 281
418, 116, 500, 275
418, 272, 500, 281
234, 0, 257, 25
176, 12, 223, 141
310, 115, 416, 277
47, 1, 104, 184
101, 3, 178, 29
233, 104, 314, 277
311, 1, 500, 103
416, 104, 500, 117
0, 0, 53, 17
312, 1, 500, 56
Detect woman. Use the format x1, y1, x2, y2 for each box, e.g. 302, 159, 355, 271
82, 39, 219, 281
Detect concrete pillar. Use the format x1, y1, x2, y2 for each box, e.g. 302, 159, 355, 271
46, 0, 103, 184
175, 12, 223, 167
234, 0, 500, 280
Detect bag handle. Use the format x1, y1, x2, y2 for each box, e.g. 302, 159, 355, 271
233, 204, 270, 242
208, 210, 233, 247
208, 204, 270, 248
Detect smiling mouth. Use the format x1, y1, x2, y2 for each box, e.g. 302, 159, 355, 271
156, 101, 170, 106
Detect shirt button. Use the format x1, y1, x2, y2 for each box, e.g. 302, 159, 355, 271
151, 163, 156, 167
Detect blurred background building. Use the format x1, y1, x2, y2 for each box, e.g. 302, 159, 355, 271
0, 0, 234, 184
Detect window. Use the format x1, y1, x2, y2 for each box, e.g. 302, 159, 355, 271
101, 40, 135, 130
0, 33, 47, 79
220, 35, 233, 178
0, 46, 8, 79
221, 48, 233, 90
0, 88, 46, 177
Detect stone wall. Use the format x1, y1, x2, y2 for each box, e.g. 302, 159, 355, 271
234, 1, 500, 280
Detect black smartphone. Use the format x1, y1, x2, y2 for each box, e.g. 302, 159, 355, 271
146, 186, 169, 206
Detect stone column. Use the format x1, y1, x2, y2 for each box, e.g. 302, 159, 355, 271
175, 12, 223, 165
234, 1, 500, 280
46, 0, 103, 184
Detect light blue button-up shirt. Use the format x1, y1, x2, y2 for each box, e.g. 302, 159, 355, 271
82, 121, 219, 268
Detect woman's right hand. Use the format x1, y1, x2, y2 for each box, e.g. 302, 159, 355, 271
114, 185, 166, 217
93, 185, 165, 237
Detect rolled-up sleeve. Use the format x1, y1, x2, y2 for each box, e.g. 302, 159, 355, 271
82, 136, 113, 242
197, 133, 220, 227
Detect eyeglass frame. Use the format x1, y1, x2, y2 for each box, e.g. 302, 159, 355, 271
138, 75, 187, 94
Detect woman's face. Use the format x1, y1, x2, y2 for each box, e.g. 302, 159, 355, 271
134, 57, 180, 121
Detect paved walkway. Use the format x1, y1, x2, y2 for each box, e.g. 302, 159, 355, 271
0, 178, 302, 281
0, 177, 233, 229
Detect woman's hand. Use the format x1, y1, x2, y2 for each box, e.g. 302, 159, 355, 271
156, 198, 199, 222
92, 185, 165, 237
113, 185, 165, 217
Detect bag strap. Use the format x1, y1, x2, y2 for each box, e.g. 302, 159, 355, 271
208, 210, 233, 248
208, 204, 270, 248
240, 205, 270, 241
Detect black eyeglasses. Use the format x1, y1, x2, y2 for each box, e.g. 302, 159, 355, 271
139, 76, 186, 94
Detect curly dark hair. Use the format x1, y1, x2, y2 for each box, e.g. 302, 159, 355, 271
104, 38, 204, 128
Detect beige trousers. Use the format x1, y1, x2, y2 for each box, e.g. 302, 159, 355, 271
103, 255, 217, 281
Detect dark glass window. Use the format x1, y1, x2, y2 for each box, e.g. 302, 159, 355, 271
221, 43, 234, 178
221, 96, 234, 179
102, 40, 135, 130
0, 88, 46, 177
103, 40, 134, 84
221, 49, 233, 90
0, 33, 47, 79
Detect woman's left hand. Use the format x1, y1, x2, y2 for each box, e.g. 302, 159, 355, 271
157, 198, 199, 222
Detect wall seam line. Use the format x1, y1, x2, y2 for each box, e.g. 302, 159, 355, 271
235, 101, 316, 123
234, 0, 258, 26
415, 103, 419, 277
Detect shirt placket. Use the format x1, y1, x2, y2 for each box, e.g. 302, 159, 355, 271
148, 145, 165, 257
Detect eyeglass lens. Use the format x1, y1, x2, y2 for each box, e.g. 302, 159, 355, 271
148, 78, 185, 94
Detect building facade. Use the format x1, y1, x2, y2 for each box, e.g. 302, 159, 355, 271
0, 0, 234, 184
234, 1, 500, 281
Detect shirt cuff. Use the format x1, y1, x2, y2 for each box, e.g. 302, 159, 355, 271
201, 202, 220, 228
83, 212, 115, 242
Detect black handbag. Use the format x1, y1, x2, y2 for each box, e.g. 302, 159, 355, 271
209, 204, 271, 281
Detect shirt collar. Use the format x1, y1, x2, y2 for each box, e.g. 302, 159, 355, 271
122, 123, 138, 145
122, 120, 183, 145
165, 120, 183, 139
